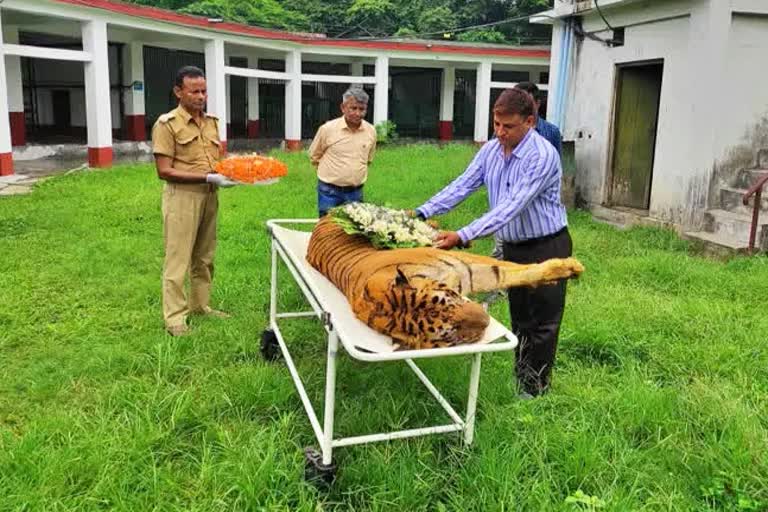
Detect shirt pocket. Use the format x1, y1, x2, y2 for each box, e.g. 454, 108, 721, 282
174, 128, 201, 161
358, 141, 370, 163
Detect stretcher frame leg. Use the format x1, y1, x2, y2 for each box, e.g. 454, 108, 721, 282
321, 330, 339, 465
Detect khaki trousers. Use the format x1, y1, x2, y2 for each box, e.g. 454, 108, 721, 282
162, 182, 218, 328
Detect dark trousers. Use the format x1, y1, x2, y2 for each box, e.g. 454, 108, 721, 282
317, 180, 364, 217
503, 228, 573, 395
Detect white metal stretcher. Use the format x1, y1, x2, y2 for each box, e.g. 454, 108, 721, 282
264, 219, 518, 480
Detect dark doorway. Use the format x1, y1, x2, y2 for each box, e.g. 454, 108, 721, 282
228, 56, 248, 138
143, 46, 205, 129
51, 90, 71, 129
609, 62, 663, 210
389, 67, 441, 138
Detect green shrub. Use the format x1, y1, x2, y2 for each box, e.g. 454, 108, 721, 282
375, 120, 399, 144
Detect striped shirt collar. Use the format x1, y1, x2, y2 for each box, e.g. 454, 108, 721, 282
493, 127, 535, 160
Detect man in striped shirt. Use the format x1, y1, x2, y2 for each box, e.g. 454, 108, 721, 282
491, 81, 562, 261
414, 88, 572, 398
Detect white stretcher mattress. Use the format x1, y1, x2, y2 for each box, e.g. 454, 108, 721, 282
271, 223, 516, 357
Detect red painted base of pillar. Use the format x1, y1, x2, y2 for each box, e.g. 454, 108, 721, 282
247, 120, 260, 139
10, 112, 25, 147
0, 152, 13, 176
219, 140, 227, 156
438, 121, 453, 141
88, 147, 113, 168
123, 114, 146, 141
285, 139, 301, 151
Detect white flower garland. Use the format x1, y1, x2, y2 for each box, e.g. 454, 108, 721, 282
332, 203, 437, 249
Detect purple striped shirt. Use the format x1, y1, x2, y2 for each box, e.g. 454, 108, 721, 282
417, 128, 567, 243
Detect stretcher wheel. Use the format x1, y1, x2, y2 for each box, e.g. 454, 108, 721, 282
303, 447, 336, 486
260, 329, 282, 361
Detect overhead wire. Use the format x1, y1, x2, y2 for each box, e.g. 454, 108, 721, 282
330, 11, 556, 42
581, 0, 618, 47
593, 0, 616, 31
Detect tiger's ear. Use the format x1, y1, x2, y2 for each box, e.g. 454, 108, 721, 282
395, 268, 410, 287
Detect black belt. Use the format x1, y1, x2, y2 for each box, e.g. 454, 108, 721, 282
320, 180, 363, 192
502, 227, 568, 248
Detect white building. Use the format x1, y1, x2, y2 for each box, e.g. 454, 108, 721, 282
537, 0, 768, 250
0, 0, 551, 175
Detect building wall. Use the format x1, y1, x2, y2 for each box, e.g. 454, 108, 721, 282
711, 13, 768, 195
563, 0, 696, 219
564, 0, 768, 228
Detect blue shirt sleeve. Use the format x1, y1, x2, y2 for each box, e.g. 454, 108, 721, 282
552, 126, 562, 155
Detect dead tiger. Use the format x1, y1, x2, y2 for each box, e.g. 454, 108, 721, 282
306, 216, 584, 349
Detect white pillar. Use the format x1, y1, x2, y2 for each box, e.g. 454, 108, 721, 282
473, 61, 492, 144
284, 49, 301, 149
350, 61, 363, 77
526, 66, 542, 85
0, 12, 14, 175
440, 66, 455, 121
122, 41, 145, 141
225, 70, 231, 126
204, 38, 227, 151
247, 56, 259, 138
374, 55, 389, 125
439, 66, 455, 140
82, 19, 113, 167
4, 25, 24, 147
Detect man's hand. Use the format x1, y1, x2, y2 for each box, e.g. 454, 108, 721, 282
434, 231, 464, 250
405, 209, 421, 219
206, 173, 238, 188
406, 209, 439, 229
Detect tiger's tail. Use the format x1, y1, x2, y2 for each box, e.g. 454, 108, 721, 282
445, 252, 585, 293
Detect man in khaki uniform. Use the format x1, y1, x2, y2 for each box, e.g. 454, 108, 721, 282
152, 65, 238, 337
308, 85, 377, 217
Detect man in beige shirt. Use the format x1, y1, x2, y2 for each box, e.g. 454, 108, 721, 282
152, 65, 238, 337
308, 86, 377, 217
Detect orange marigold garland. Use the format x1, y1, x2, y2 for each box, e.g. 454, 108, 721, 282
215, 153, 288, 184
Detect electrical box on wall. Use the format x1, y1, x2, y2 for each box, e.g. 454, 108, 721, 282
575, 0, 593, 13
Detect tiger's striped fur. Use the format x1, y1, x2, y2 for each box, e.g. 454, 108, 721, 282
307, 217, 584, 349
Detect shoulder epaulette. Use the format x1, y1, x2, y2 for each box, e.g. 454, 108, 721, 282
157, 113, 176, 123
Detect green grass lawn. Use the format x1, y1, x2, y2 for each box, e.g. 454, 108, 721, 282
1, 144, 767, 511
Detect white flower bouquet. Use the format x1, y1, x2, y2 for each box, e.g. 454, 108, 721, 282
330, 202, 438, 249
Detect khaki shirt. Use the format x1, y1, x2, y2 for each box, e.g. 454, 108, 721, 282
151, 105, 221, 174
308, 117, 377, 187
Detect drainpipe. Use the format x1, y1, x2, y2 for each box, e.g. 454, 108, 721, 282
554, 19, 573, 131
552, 20, 568, 127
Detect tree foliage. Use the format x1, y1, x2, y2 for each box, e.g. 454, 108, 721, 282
456, 29, 507, 44
178, 0, 309, 30
125, 0, 553, 44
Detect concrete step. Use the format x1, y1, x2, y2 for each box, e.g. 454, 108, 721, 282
703, 208, 768, 247
735, 168, 768, 189
682, 230, 750, 254
720, 186, 768, 211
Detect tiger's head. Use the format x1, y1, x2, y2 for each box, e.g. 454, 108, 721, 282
386, 269, 490, 349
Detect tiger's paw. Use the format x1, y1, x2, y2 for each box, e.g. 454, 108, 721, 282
541, 257, 585, 282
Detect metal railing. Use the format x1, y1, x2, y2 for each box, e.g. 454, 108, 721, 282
743, 173, 768, 253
